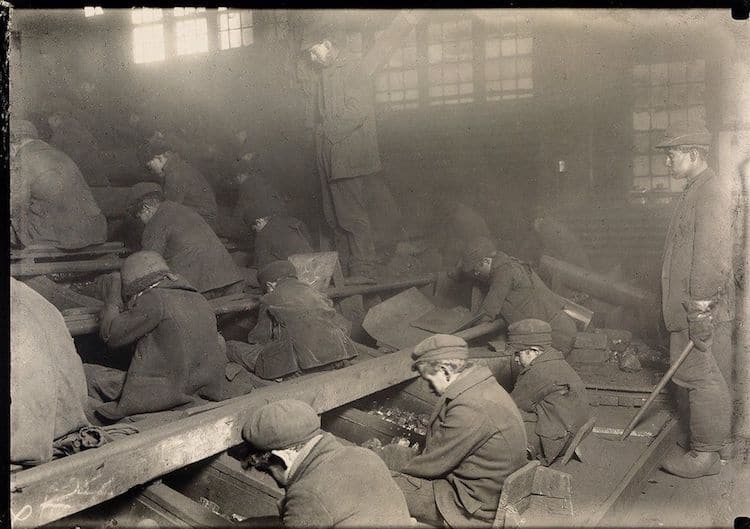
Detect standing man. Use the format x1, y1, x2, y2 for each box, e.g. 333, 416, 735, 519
302, 12, 423, 283
657, 122, 736, 478
375, 334, 527, 527
241, 399, 413, 527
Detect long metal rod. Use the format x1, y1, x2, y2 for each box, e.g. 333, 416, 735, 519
620, 340, 694, 441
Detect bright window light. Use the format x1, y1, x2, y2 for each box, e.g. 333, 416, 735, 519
218, 10, 253, 50
174, 7, 206, 17
175, 17, 209, 55
131, 8, 163, 24
84, 6, 104, 17
133, 24, 166, 64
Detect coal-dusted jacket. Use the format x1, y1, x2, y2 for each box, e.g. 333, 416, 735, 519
248, 278, 356, 380
162, 153, 219, 230
281, 432, 412, 528
11, 139, 107, 249
402, 366, 527, 527
141, 200, 243, 295
96, 276, 225, 420
661, 167, 736, 331
511, 348, 590, 465
254, 216, 314, 268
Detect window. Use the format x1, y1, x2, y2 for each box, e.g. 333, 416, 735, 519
174, 8, 209, 56
218, 8, 254, 50
132, 8, 165, 64
426, 19, 474, 105
83, 6, 103, 17
484, 17, 533, 101
374, 28, 418, 110
265, 10, 289, 43
631, 60, 706, 194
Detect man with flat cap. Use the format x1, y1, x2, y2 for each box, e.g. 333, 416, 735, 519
10, 118, 107, 249
375, 334, 527, 527
461, 236, 578, 355
127, 183, 244, 299
656, 122, 737, 478
227, 260, 356, 381
508, 319, 591, 465
241, 399, 412, 528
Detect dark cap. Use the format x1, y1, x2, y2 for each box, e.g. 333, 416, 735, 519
258, 260, 298, 286
461, 236, 497, 273
242, 399, 321, 450
507, 319, 552, 352
655, 122, 711, 149
127, 182, 163, 210
412, 334, 469, 363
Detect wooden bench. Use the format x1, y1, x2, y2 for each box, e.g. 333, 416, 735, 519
493, 461, 573, 528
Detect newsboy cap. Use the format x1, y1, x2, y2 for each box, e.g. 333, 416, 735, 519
412, 334, 469, 362
461, 236, 498, 273
507, 319, 553, 352
127, 182, 163, 210
655, 122, 711, 149
258, 260, 298, 286
11, 119, 39, 142
242, 399, 321, 450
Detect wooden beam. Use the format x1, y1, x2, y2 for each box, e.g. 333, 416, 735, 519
24, 276, 103, 311
10, 349, 418, 528
11, 257, 123, 278
10, 242, 125, 261
327, 274, 437, 299
139, 483, 233, 528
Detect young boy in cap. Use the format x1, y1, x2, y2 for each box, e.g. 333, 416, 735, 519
508, 319, 591, 465
377, 334, 527, 527
655, 122, 736, 477
461, 236, 577, 355
241, 399, 412, 528
128, 186, 244, 300
84, 251, 227, 422
226, 260, 357, 380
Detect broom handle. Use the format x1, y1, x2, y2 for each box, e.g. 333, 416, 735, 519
620, 340, 694, 441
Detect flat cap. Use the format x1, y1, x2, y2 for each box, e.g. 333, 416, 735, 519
258, 260, 298, 286
461, 236, 497, 273
242, 399, 321, 450
11, 119, 39, 142
507, 319, 552, 351
412, 334, 469, 362
127, 182, 163, 209
655, 122, 711, 149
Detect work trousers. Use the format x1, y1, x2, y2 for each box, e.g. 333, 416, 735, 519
670, 324, 732, 452
390, 473, 444, 527
317, 143, 376, 277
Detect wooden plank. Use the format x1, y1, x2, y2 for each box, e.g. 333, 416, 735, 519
10, 349, 419, 528
321, 406, 425, 447
10, 242, 125, 261
327, 274, 436, 299
139, 483, 233, 528
580, 418, 678, 526
11, 257, 123, 278
24, 276, 103, 311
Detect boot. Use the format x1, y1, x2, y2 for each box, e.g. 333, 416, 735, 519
661, 449, 720, 478
719, 440, 735, 462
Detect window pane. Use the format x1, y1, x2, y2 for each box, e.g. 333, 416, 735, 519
220, 31, 230, 50
633, 112, 650, 131
687, 59, 705, 82
687, 83, 704, 104
652, 111, 669, 130
633, 176, 651, 191
652, 176, 669, 190
669, 84, 687, 106
517, 78, 532, 90
500, 58, 516, 80
669, 109, 687, 125
669, 62, 686, 83
634, 85, 649, 108
405, 89, 418, 101
375, 73, 388, 92
517, 37, 532, 55
389, 71, 404, 90
652, 155, 669, 176
634, 131, 650, 153
240, 10, 253, 27
633, 156, 650, 177
428, 44, 442, 64
650, 85, 668, 107
501, 79, 516, 91
229, 12, 241, 29
485, 61, 500, 81
486, 38, 500, 59
176, 18, 208, 55
133, 24, 165, 63
687, 105, 705, 124
219, 13, 228, 30
517, 56, 532, 77
230, 29, 241, 48
633, 64, 649, 84
242, 28, 253, 45
651, 63, 668, 84
404, 70, 418, 88
501, 39, 516, 56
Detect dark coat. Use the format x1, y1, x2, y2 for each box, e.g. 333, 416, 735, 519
480, 253, 576, 353
313, 51, 382, 181
662, 168, 736, 332
162, 153, 219, 230
511, 348, 590, 465
254, 216, 314, 268
96, 276, 225, 420
141, 201, 243, 294
282, 433, 412, 528
402, 366, 527, 527
248, 278, 356, 380
11, 139, 107, 249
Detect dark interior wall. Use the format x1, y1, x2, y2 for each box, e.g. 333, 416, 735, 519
13, 9, 737, 285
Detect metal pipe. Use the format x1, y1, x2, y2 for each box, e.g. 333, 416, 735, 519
539, 255, 657, 310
